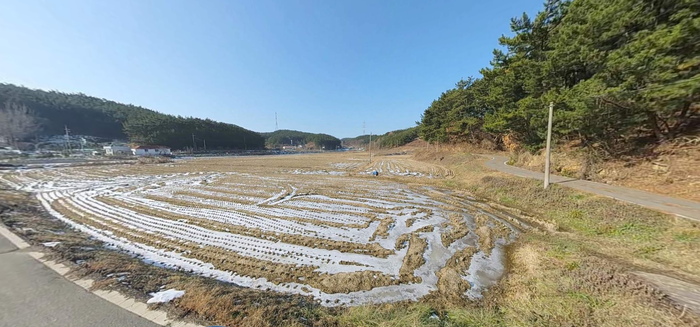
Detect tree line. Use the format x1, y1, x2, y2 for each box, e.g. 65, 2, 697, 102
263, 129, 341, 150
343, 127, 420, 149
0, 83, 265, 150
419, 0, 699, 154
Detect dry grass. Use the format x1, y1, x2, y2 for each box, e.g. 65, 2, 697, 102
509, 140, 700, 202
136, 156, 173, 164
430, 152, 700, 282
3, 149, 700, 326
409, 149, 700, 325
491, 234, 697, 326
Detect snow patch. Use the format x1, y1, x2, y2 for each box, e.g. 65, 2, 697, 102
147, 288, 185, 304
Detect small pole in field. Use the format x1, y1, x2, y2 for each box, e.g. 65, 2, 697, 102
192, 133, 196, 151
64, 125, 72, 153
369, 132, 372, 163
544, 101, 554, 189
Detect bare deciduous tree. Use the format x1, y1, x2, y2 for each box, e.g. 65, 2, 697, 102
0, 101, 38, 148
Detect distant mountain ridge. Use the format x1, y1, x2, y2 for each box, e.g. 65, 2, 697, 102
343, 127, 419, 148
262, 129, 341, 150
0, 83, 337, 150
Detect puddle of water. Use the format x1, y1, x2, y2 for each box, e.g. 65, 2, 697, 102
463, 238, 507, 299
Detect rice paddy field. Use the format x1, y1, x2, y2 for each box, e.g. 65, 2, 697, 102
0, 152, 525, 306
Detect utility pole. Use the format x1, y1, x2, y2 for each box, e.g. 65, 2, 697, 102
243, 136, 247, 150
544, 102, 554, 189
192, 133, 197, 151
64, 125, 72, 153
369, 132, 372, 163
275, 112, 278, 131
203, 139, 207, 151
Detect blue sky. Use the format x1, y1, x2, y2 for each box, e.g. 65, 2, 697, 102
0, 0, 543, 138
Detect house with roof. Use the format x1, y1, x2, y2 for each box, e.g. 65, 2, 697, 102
131, 145, 172, 156
103, 144, 132, 156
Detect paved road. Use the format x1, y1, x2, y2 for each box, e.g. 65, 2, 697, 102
0, 233, 158, 327
483, 155, 700, 222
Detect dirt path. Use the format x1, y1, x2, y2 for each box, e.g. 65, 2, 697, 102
632, 271, 700, 316
483, 155, 700, 222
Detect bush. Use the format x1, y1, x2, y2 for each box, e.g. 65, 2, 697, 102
136, 156, 172, 164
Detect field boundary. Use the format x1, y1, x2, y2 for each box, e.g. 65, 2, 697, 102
0, 223, 202, 327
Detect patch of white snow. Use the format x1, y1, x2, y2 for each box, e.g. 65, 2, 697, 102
146, 288, 185, 304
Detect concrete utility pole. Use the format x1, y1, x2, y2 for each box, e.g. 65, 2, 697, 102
203, 139, 206, 151
192, 133, 196, 151
544, 102, 554, 189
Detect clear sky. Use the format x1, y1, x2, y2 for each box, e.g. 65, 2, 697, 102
0, 0, 543, 138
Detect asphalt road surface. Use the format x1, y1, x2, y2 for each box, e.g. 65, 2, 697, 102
484, 155, 700, 222
0, 233, 158, 327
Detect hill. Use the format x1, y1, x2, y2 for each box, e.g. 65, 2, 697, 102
343, 126, 419, 149
415, 0, 698, 155
262, 129, 341, 150
0, 83, 265, 150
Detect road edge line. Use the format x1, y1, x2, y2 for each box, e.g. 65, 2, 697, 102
0, 222, 30, 249
0, 226, 202, 327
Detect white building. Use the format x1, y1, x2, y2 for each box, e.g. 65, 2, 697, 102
103, 145, 132, 156
131, 145, 172, 156
0, 147, 21, 156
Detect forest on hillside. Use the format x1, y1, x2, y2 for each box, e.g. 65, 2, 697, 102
263, 129, 341, 150
343, 127, 419, 149
0, 84, 265, 150
419, 0, 699, 155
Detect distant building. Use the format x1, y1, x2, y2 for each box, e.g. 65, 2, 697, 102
103, 145, 132, 156
0, 146, 21, 155
132, 145, 172, 156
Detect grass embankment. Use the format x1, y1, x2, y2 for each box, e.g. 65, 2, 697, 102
403, 149, 700, 326
507, 139, 700, 202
